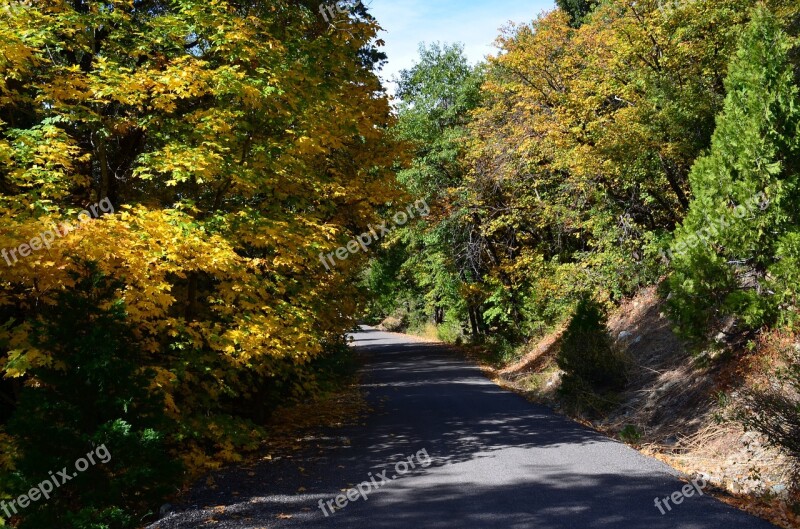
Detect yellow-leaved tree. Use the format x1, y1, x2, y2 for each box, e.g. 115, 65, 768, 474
0, 1, 404, 527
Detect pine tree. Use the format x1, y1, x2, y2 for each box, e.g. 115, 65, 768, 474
667, 5, 800, 336
555, 0, 597, 27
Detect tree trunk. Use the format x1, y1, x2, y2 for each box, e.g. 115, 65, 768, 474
468, 306, 479, 337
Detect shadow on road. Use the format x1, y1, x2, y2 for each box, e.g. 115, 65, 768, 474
149, 326, 775, 529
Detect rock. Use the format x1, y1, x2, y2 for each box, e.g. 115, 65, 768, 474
159, 503, 173, 517
618, 331, 633, 341
740, 431, 759, 445
771, 484, 788, 495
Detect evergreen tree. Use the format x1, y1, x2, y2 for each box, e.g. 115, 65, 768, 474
555, 0, 598, 27
667, 5, 800, 337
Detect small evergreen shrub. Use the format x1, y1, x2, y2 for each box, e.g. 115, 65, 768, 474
2, 270, 182, 529
557, 296, 628, 413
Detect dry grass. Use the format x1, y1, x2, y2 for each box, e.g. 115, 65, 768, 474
488, 285, 799, 528
500, 327, 565, 377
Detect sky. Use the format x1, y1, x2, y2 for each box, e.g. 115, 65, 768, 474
365, 0, 556, 95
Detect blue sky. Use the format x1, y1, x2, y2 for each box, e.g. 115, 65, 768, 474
365, 0, 556, 94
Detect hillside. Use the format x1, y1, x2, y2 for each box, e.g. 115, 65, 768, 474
490, 286, 799, 528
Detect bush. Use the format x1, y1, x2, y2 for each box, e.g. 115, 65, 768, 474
379, 315, 407, 332
2, 270, 181, 529
557, 296, 628, 412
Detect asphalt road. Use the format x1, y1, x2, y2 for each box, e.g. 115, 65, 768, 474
150, 326, 776, 529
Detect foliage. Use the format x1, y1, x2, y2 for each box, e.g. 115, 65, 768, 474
385, 0, 800, 357
667, 5, 800, 337
0, 0, 400, 526
556, 296, 627, 406
369, 43, 484, 337
555, 0, 598, 27
618, 424, 643, 445
5, 270, 181, 529
2, 0, 799, 522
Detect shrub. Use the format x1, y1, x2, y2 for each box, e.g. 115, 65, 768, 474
2, 270, 181, 529
619, 424, 643, 445
379, 315, 407, 332
557, 296, 628, 411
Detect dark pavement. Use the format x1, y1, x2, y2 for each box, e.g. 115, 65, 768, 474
150, 326, 776, 529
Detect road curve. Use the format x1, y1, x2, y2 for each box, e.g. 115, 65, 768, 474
150, 326, 776, 529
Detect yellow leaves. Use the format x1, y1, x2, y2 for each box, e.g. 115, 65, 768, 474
152, 57, 213, 104
41, 65, 91, 105
1, 347, 51, 378
1, 350, 27, 378
293, 135, 326, 156
1, 120, 86, 202
135, 143, 225, 185
240, 84, 264, 109
149, 366, 180, 416
0, 0, 402, 492
180, 445, 219, 477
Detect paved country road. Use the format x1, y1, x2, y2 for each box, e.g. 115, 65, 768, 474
150, 326, 776, 529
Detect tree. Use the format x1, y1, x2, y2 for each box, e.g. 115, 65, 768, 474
555, 0, 598, 27
0, 0, 401, 525
371, 43, 484, 337
667, 5, 800, 336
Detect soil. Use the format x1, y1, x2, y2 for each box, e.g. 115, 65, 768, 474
489, 286, 799, 528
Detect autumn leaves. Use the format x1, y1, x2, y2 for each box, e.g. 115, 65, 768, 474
1, 197, 114, 266
320, 199, 430, 271
0, 1, 402, 527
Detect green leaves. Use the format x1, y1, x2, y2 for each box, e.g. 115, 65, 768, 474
372, 43, 484, 337
667, 5, 800, 336
0, 1, 400, 526
380, 0, 800, 351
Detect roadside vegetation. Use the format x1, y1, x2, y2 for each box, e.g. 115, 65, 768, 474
2, 0, 800, 527
367, 1, 800, 525
0, 1, 397, 527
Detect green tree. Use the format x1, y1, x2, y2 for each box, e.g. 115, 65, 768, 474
555, 0, 598, 27
667, 5, 800, 337
370, 43, 484, 337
